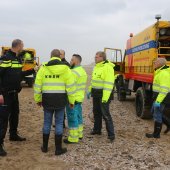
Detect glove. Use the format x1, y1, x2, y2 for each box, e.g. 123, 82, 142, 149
86, 92, 91, 99
153, 102, 161, 108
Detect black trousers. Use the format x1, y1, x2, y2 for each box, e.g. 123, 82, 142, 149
0, 105, 9, 144
92, 97, 115, 137
2, 92, 19, 137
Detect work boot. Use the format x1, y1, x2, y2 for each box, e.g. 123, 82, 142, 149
145, 121, 162, 138
0, 144, 7, 156
162, 116, 170, 134
9, 134, 26, 141
41, 134, 49, 153
108, 135, 115, 143
55, 135, 67, 155
90, 129, 101, 135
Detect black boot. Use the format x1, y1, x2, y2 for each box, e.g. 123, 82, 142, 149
0, 144, 7, 156
146, 121, 162, 138
41, 134, 49, 153
162, 116, 170, 134
55, 135, 67, 155
90, 129, 101, 135
9, 133, 26, 141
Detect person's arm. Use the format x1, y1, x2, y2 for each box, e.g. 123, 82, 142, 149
65, 68, 76, 106
102, 65, 115, 103
34, 67, 43, 105
155, 71, 170, 103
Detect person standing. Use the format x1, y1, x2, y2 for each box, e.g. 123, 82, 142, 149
87, 51, 115, 142
146, 58, 170, 138
64, 54, 87, 144
34, 49, 76, 155
0, 39, 35, 156
60, 49, 70, 67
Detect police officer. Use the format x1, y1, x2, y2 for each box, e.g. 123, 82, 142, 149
64, 54, 87, 144
34, 49, 76, 155
0, 39, 35, 156
146, 58, 170, 138
87, 51, 115, 142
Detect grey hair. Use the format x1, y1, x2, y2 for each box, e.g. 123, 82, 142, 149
155, 57, 167, 66
12, 39, 23, 48
51, 49, 60, 58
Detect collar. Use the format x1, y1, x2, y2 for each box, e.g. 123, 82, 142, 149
50, 57, 61, 61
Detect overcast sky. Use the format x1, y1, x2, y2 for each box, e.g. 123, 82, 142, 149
0, 0, 169, 64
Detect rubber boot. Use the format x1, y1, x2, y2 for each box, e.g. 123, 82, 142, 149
55, 135, 67, 155
162, 116, 170, 134
9, 133, 26, 141
41, 134, 49, 153
0, 144, 7, 156
146, 121, 162, 138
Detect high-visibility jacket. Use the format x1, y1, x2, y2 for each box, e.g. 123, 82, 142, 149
152, 65, 170, 103
89, 60, 115, 102
0, 50, 34, 94
71, 66, 87, 103
34, 57, 76, 109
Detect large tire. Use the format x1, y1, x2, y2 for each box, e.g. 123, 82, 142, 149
135, 87, 152, 119
116, 75, 126, 101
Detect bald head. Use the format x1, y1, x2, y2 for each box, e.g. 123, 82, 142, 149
153, 58, 167, 69
51, 49, 60, 58
60, 49, 65, 59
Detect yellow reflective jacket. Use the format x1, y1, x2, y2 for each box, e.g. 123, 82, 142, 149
34, 57, 76, 109
89, 60, 115, 102
153, 65, 170, 103
71, 66, 87, 103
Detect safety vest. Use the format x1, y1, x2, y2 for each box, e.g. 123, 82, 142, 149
34, 57, 76, 108
152, 65, 170, 103
89, 60, 115, 102
71, 66, 87, 103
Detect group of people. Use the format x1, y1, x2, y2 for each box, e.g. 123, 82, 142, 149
0, 39, 170, 157
0, 39, 116, 156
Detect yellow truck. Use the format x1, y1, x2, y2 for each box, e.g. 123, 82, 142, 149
0, 47, 39, 87
105, 16, 170, 119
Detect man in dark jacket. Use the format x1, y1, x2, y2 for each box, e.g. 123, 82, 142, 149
0, 39, 35, 156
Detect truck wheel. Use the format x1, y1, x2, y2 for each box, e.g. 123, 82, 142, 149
117, 88, 126, 101
116, 75, 126, 101
135, 87, 152, 119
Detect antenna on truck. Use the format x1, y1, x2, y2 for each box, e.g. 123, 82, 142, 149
155, 14, 161, 21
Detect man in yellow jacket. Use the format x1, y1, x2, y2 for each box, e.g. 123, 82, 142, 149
88, 51, 115, 142
146, 58, 170, 138
64, 54, 87, 144
34, 49, 76, 155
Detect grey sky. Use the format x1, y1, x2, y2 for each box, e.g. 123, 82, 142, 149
0, 0, 169, 64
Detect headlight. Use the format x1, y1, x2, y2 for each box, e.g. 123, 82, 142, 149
160, 29, 167, 35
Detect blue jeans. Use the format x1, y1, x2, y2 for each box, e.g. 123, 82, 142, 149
43, 107, 65, 135
153, 103, 165, 123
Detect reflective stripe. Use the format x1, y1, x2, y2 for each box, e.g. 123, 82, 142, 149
34, 90, 41, 94
92, 86, 103, 89
103, 88, 112, 92
11, 64, 22, 68
92, 80, 104, 83
67, 90, 76, 95
42, 90, 66, 93
2, 60, 11, 63
104, 81, 114, 85
0, 62, 11, 67
66, 83, 75, 88
76, 88, 86, 91
77, 83, 86, 86
43, 82, 65, 86
69, 135, 79, 139
153, 83, 170, 90
153, 90, 168, 95
34, 84, 41, 88
12, 61, 20, 64
72, 70, 80, 77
